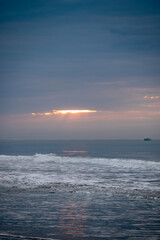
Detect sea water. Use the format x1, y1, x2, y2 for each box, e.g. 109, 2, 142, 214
0, 140, 160, 239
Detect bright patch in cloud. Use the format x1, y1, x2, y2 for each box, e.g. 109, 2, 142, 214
150, 96, 160, 99
144, 95, 160, 100
53, 109, 97, 114
32, 109, 97, 116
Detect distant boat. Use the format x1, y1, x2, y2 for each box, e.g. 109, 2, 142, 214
144, 137, 152, 141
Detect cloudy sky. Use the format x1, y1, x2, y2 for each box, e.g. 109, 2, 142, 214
0, 0, 160, 139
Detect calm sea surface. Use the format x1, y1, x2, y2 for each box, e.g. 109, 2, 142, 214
0, 140, 160, 239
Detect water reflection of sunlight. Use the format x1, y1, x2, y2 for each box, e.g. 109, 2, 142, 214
59, 203, 87, 237
62, 150, 88, 156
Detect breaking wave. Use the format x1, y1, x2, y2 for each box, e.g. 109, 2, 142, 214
0, 154, 160, 197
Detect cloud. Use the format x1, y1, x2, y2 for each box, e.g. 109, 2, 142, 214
144, 95, 160, 100
32, 109, 97, 116
1, 106, 160, 139
1, 0, 160, 139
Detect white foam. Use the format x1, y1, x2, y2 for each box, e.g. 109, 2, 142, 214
0, 154, 160, 193
1, 153, 160, 167
0, 232, 58, 240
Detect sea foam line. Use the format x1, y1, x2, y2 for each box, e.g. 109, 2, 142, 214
0, 232, 59, 240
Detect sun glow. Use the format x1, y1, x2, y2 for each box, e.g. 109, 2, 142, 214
53, 109, 97, 115
32, 109, 97, 116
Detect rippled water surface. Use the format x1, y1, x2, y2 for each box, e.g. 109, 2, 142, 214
0, 140, 160, 239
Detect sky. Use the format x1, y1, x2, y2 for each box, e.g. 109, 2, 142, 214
0, 0, 160, 139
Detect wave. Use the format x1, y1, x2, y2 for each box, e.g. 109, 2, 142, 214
0, 154, 160, 196
0, 153, 160, 166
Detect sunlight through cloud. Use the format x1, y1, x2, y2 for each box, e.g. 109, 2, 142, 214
32, 109, 97, 116
144, 95, 160, 100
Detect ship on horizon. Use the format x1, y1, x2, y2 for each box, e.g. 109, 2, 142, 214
144, 137, 152, 141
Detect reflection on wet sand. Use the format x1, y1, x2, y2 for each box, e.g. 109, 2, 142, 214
59, 202, 87, 238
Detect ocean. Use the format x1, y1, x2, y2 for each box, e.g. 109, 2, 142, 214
0, 140, 160, 240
